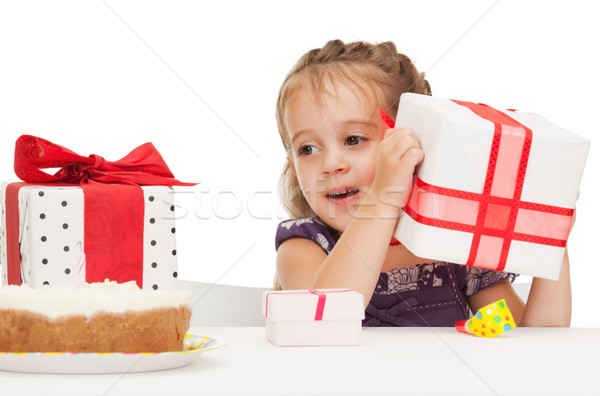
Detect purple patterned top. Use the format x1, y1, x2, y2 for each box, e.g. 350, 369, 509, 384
275, 218, 518, 327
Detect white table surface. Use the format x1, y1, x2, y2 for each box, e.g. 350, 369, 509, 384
1, 326, 599, 396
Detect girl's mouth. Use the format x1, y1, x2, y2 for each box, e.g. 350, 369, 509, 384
328, 189, 359, 199
327, 188, 360, 205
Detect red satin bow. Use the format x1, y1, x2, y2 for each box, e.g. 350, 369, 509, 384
14, 135, 195, 186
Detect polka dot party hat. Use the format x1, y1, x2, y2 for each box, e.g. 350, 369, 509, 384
455, 298, 516, 338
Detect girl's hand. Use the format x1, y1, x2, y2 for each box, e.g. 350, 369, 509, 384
369, 127, 424, 214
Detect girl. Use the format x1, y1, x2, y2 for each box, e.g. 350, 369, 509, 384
273, 39, 572, 327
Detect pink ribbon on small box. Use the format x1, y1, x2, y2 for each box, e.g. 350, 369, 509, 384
265, 289, 352, 321
382, 101, 574, 272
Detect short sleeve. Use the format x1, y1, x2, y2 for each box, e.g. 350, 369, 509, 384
463, 267, 518, 297
275, 218, 337, 254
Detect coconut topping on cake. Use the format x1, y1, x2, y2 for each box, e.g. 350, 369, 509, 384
0, 280, 190, 319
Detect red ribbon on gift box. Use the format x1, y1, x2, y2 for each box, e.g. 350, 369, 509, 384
5, 135, 195, 287
264, 289, 352, 321
395, 101, 573, 272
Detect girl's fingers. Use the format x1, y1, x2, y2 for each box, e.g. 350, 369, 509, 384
382, 126, 409, 140
381, 128, 422, 160
392, 135, 421, 157
383, 127, 419, 147
400, 147, 425, 168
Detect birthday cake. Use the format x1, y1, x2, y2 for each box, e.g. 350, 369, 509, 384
0, 281, 191, 353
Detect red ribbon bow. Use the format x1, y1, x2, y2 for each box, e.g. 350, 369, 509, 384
14, 135, 195, 186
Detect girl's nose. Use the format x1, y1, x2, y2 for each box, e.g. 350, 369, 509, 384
321, 148, 349, 175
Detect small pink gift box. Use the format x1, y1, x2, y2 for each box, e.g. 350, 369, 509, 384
262, 289, 364, 347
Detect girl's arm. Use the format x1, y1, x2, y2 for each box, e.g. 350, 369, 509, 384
277, 195, 399, 308
276, 128, 423, 308
467, 250, 571, 327
519, 249, 571, 327
518, 210, 576, 327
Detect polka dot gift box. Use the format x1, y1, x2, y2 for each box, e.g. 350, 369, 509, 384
455, 298, 516, 338
0, 135, 195, 290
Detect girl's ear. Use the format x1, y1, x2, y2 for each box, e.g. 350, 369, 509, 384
287, 156, 297, 176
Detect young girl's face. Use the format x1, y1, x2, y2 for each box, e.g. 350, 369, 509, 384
285, 81, 380, 232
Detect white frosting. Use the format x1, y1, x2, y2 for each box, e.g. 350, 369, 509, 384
0, 281, 190, 319
183, 336, 203, 351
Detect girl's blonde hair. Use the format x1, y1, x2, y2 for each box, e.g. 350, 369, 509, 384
274, 40, 431, 289
276, 39, 431, 221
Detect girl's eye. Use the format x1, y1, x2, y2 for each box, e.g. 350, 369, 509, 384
345, 136, 367, 146
298, 145, 320, 156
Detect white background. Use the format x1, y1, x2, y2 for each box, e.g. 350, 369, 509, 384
1, 1, 598, 326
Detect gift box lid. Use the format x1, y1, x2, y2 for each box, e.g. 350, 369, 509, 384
262, 289, 365, 322
396, 93, 590, 208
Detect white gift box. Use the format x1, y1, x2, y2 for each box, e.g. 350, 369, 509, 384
393, 93, 590, 280
262, 289, 364, 347
1, 183, 179, 290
